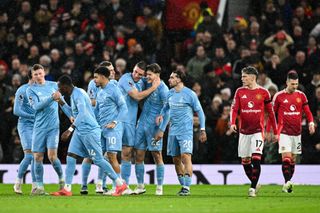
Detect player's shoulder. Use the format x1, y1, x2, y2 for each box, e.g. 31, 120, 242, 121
182, 87, 197, 99
160, 81, 169, 91
295, 89, 306, 96
88, 79, 96, 87
17, 83, 29, 93
46, 80, 57, 86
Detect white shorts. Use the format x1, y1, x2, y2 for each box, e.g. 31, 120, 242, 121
238, 133, 264, 158
278, 134, 301, 154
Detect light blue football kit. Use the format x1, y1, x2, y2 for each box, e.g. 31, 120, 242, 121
118, 73, 144, 184
60, 87, 120, 186
13, 83, 36, 182
159, 86, 205, 190
160, 87, 205, 156
96, 82, 127, 153
26, 81, 63, 187
134, 81, 169, 186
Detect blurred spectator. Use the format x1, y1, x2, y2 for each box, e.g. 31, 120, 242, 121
186, 45, 210, 81
264, 30, 294, 61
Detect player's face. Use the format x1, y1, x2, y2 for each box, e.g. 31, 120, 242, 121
58, 83, 69, 96
32, 68, 45, 84
132, 66, 145, 82
168, 73, 180, 88
241, 73, 255, 87
146, 71, 157, 83
286, 79, 299, 93
93, 73, 103, 87
107, 65, 115, 80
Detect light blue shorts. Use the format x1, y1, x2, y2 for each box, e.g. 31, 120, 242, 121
122, 123, 135, 147
32, 128, 59, 152
167, 134, 193, 157
68, 129, 104, 160
134, 124, 162, 151
17, 122, 33, 151
101, 123, 123, 153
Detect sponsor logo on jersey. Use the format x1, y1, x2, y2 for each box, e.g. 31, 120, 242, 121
290, 104, 296, 111
248, 101, 254, 108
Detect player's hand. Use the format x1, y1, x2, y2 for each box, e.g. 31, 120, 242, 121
229, 124, 237, 133
309, 122, 315, 135
69, 117, 75, 123
152, 77, 161, 89
61, 130, 72, 142
52, 91, 61, 101
155, 115, 163, 126
106, 121, 117, 129
199, 130, 207, 143
154, 131, 164, 141
91, 99, 96, 107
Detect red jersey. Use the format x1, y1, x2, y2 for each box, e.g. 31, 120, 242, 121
230, 86, 277, 135
273, 89, 313, 136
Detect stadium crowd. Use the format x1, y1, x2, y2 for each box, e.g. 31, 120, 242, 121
0, 0, 320, 164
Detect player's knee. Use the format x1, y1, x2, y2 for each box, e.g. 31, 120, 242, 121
25, 153, 33, 162
251, 154, 261, 164
282, 157, 291, 164
48, 156, 57, 163
152, 152, 163, 164
34, 154, 44, 162
172, 156, 182, 165
181, 153, 191, 164
83, 158, 92, 164
241, 158, 251, 165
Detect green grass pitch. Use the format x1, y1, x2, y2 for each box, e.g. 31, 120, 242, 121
1, 184, 319, 213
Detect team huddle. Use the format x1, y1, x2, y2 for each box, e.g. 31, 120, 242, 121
13, 62, 314, 197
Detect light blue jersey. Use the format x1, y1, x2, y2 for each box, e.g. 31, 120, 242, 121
14, 83, 35, 150
135, 81, 169, 151
118, 73, 144, 125
160, 87, 206, 156
26, 81, 59, 130
14, 83, 35, 125
96, 82, 127, 152
160, 87, 205, 135
62, 87, 100, 135
96, 82, 127, 126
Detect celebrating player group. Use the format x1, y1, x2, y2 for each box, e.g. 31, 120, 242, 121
13, 62, 314, 197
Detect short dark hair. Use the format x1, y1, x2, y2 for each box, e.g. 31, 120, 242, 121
99, 61, 112, 67
31, 64, 44, 72
172, 69, 186, 83
136, 61, 147, 71
28, 68, 32, 80
241, 66, 258, 78
94, 66, 110, 78
287, 70, 299, 80
146, 63, 161, 74
58, 74, 73, 86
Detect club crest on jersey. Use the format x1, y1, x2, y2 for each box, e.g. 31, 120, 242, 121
296, 97, 301, 103
290, 104, 296, 111
255, 94, 262, 100
248, 101, 254, 108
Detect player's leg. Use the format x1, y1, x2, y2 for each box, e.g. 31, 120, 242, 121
177, 135, 193, 196
84, 129, 127, 196
31, 130, 47, 195
51, 132, 86, 196
147, 126, 164, 195
47, 128, 64, 188
133, 149, 146, 194
96, 134, 107, 194
121, 123, 135, 186
279, 134, 294, 192
14, 124, 34, 194
248, 133, 264, 197
133, 125, 147, 194
80, 158, 92, 195
238, 133, 253, 182
151, 151, 164, 195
